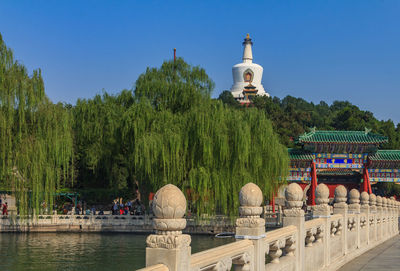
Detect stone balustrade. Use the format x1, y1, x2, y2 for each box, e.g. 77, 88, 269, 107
0, 213, 236, 234
138, 182, 399, 271
0, 214, 155, 232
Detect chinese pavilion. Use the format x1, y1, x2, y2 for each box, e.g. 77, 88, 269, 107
288, 129, 400, 205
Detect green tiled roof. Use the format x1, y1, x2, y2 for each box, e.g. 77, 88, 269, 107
297, 129, 388, 144
369, 150, 400, 161
288, 148, 314, 160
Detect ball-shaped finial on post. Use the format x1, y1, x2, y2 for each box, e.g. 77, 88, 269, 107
239, 182, 263, 217
390, 197, 395, 208
285, 183, 303, 209
334, 185, 347, 204
376, 196, 382, 207
239, 182, 263, 207
153, 184, 186, 219
315, 183, 329, 205
369, 194, 376, 207
146, 184, 191, 253
360, 191, 369, 205
349, 189, 360, 204
382, 197, 387, 208
152, 184, 187, 232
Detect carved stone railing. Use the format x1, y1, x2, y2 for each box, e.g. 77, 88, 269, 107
330, 214, 343, 237
0, 214, 154, 232
264, 225, 297, 267
304, 218, 324, 247
190, 240, 253, 271
138, 182, 400, 271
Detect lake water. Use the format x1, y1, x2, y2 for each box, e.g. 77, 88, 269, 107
0, 233, 233, 271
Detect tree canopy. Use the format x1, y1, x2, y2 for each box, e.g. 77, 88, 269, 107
73, 58, 289, 215
0, 34, 74, 214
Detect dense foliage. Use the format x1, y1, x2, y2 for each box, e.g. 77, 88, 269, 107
73, 58, 289, 215
219, 91, 400, 150
219, 92, 400, 197
0, 34, 74, 214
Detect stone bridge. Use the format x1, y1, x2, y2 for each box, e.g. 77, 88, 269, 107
137, 183, 400, 271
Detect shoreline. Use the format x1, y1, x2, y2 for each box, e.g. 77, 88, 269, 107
0, 214, 236, 235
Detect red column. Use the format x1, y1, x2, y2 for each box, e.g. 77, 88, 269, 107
366, 168, 372, 194
362, 163, 372, 194
272, 193, 275, 213
308, 161, 317, 206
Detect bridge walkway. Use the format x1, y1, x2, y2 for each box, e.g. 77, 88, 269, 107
338, 235, 400, 271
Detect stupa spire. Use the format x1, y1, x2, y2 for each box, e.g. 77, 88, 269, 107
242, 33, 253, 63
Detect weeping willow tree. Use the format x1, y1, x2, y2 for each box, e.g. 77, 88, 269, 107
72, 58, 289, 215
121, 58, 289, 215
0, 34, 74, 214
73, 90, 134, 190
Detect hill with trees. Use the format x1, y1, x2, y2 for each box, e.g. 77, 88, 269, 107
219, 90, 400, 150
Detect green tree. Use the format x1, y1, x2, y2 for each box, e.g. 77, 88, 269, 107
134, 58, 214, 113
218, 90, 240, 108
0, 34, 74, 214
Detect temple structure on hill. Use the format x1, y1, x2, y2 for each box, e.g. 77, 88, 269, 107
288, 129, 400, 204
230, 34, 269, 103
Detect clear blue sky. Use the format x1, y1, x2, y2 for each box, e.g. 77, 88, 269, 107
1, 0, 400, 123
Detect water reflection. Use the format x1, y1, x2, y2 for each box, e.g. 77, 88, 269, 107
0, 233, 233, 270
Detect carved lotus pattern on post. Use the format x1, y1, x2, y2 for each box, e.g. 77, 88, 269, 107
239, 182, 263, 207
152, 184, 186, 219
334, 185, 347, 204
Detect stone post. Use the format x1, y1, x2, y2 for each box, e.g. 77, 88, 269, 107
360, 191, 370, 245
382, 197, 388, 237
392, 198, 397, 234
387, 198, 392, 235
235, 183, 265, 271
333, 185, 348, 255
394, 200, 396, 232
369, 194, 377, 243
376, 196, 383, 240
390, 198, 395, 235
396, 201, 398, 228
145, 184, 191, 271
312, 183, 331, 267
348, 189, 361, 249
283, 183, 305, 271
397, 201, 400, 234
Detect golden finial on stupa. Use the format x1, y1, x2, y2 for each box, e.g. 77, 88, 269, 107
246, 33, 250, 39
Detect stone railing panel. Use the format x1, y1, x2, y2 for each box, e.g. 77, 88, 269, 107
329, 214, 344, 261
304, 218, 325, 271
190, 240, 253, 271
264, 225, 297, 271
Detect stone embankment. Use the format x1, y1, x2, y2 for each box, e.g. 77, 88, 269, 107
0, 214, 236, 234
138, 183, 400, 271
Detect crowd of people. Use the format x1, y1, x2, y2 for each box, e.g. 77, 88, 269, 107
0, 188, 150, 217
111, 198, 145, 215
61, 198, 147, 216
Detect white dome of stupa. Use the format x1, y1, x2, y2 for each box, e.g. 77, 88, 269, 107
230, 34, 269, 103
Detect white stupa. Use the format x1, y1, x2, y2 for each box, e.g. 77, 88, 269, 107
230, 34, 269, 103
